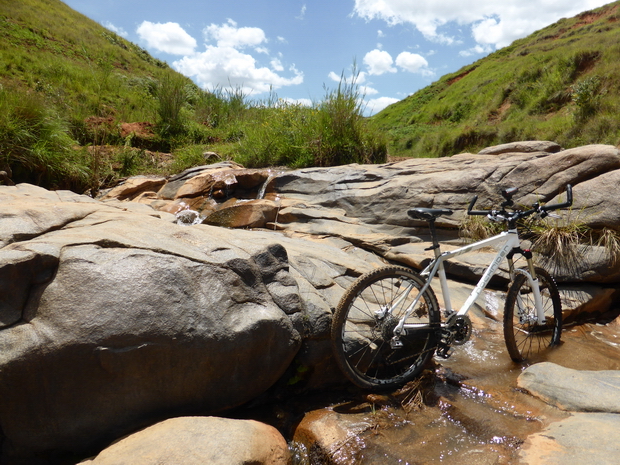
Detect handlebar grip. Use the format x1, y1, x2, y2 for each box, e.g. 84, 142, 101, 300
467, 195, 488, 216
542, 184, 573, 211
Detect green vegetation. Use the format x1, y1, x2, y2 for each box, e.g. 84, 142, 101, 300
459, 204, 620, 271
372, 1, 620, 158
0, 0, 386, 194
3, 0, 620, 194
234, 73, 387, 168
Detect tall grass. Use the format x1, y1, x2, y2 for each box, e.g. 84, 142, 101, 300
0, 85, 88, 188
314, 71, 386, 166
234, 72, 387, 168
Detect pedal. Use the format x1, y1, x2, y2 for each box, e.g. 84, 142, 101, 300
436, 345, 453, 359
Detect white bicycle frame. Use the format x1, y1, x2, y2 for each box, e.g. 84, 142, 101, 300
393, 228, 545, 338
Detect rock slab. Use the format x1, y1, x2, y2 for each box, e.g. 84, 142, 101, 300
518, 413, 620, 465
517, 362, 620, 412
80, 416, 291, 465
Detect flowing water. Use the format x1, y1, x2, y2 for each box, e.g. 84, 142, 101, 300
284, 310, 620, 464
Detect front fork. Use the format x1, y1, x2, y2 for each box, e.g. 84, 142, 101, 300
507, 249, 545, 324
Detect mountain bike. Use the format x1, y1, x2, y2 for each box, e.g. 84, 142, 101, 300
331, 185, 573, 390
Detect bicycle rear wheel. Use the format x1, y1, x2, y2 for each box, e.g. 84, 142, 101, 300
331, 266, 440, 390
503, 267, 562, 362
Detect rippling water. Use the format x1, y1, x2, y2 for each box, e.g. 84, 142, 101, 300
286, 311, 620, 464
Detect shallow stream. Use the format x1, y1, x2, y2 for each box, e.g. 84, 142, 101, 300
277, 310, 620, 464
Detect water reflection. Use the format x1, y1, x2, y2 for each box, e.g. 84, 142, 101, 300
290, 315, 620, 464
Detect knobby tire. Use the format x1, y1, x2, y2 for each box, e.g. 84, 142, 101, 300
503, 267, 562, 362
331, 266, 440, 390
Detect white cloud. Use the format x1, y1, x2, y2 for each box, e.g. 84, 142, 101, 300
363, 49, 396, 75
297, 4, 307, 20
360, 85, 379, 96
103, 21, 128, 38
365, 96, 399, 114
135, 20, 301, 96
136, 21, 197, 55
174, 46, 303, 95
172, 23, 302, 95
328, 71, 341, 82
459, 44, 492, 57
328, 70, 368, 84
395, 51, 429, 74
271, 57, 284, 71
204, 19, 266, 49
353, 0, 611, 49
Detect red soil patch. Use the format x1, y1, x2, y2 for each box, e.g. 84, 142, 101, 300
447, 66, 478, 86
120, 122, 156, 139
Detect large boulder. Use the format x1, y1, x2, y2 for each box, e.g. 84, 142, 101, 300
273, 144, 620, 230
0, 184, 377, 462
517, 361, 620, 465
518, 413, 620, 465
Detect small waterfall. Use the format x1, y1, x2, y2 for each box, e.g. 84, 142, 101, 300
256, 171, 282, 199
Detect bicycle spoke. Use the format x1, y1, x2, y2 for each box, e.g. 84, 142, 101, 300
504, 268, 562, 362
331, 266, 440, 389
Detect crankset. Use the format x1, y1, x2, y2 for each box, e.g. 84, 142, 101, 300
436, 313, 473, 359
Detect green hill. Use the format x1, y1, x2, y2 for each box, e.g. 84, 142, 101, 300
0, 0, 194, 190
372, 1, 620, 158
4, 0, 617, 193
0, 0, 386, 193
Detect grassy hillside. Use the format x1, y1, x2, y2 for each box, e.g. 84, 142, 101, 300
0, 0, 386, 193
0, 0, 182, 189
0, 0, 181, 129
372, 1, 620, 158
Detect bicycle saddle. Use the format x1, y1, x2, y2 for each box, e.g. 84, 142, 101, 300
407, 208, 454, 221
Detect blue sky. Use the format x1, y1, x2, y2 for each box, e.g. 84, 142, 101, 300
63, 0, 611, 115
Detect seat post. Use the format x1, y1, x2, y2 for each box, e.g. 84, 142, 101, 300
426, 219, 441, 256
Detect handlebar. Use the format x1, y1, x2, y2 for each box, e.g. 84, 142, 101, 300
467, 184, 573, 223
467, 195, 486, 216
540, 184, 572, 212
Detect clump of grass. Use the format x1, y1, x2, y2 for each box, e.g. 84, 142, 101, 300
572, 75, 604, 122
525, 208, 620, 275
459, 215, 506, 242
234, 99, 316, 168
529, 217, 589, 270
593, 227, 620, 265
155, 74, 187, 136
314, 69, 387, 166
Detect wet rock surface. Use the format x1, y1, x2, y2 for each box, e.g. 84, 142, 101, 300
1, 142, 620, 463
518, 362, 620, 413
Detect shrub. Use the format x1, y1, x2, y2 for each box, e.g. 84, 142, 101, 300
572, 76, 603, 121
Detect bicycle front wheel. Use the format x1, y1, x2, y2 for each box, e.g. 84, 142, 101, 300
503, 267, 562, 362
331, 266, 440, 390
